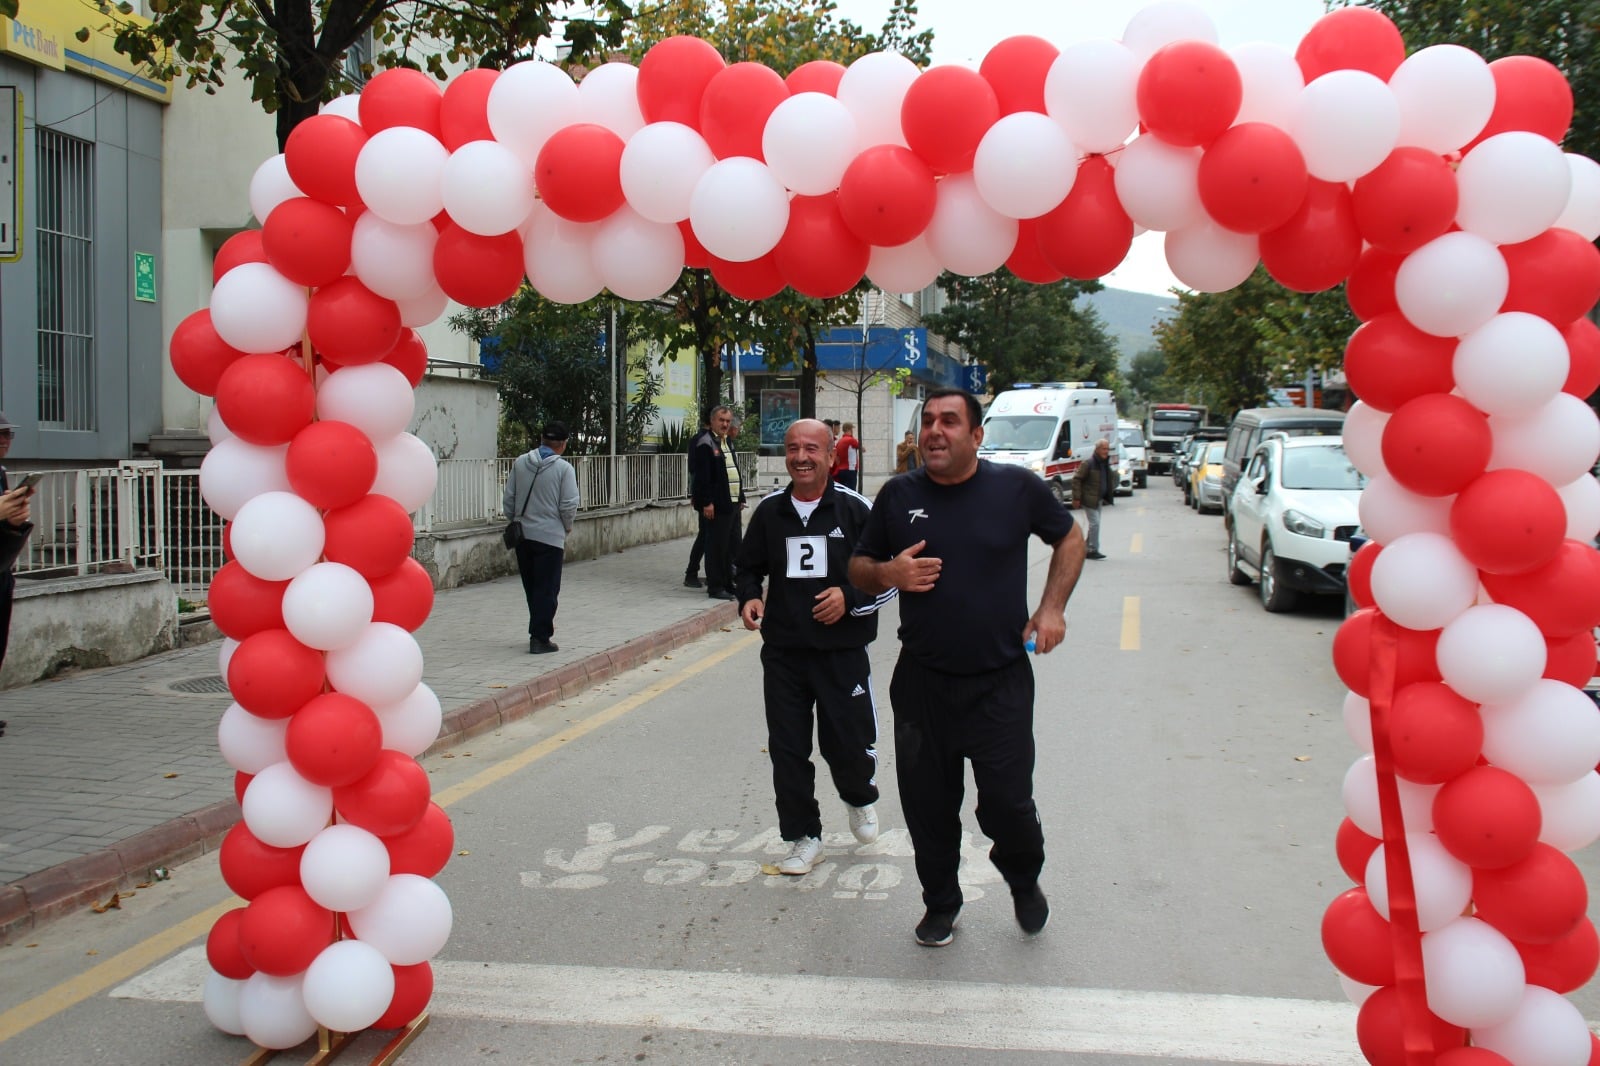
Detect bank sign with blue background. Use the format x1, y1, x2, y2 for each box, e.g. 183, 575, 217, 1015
723, 327, 988, 395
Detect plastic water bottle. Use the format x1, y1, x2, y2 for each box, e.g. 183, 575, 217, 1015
1024, 638, 1037, 654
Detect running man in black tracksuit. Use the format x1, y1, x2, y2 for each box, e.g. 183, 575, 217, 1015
736, 419, 896, 876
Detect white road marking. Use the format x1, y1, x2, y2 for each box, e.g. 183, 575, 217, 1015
115, 948, 1362, 1064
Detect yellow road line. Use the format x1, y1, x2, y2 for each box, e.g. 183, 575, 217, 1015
1121, 596, 1141, 651
1129, 533, 1144, 555
0, 630, 759, 1045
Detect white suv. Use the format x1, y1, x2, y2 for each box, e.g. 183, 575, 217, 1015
1226, 436, 1366, 612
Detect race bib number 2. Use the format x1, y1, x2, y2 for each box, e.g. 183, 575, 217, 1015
785, 536, 829, 579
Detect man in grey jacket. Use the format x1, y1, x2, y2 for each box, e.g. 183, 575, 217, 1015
503, 423, 581, 654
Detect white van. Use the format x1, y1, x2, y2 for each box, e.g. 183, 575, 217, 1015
979, 383, 1120, 503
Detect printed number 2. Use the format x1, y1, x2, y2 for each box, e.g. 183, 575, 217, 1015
786, 536, 828, 579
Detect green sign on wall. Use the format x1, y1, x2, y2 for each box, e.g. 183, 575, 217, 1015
134, 251, 156, 302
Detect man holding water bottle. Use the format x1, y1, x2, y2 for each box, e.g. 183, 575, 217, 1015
849, 388, 1086, 948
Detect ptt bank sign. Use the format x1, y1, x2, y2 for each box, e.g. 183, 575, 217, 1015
724, 327, 987, 395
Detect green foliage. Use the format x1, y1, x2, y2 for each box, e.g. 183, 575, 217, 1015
659, 417, 695, 454
1125, 347, 1171, 406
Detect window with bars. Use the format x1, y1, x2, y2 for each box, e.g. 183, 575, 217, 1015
343, 28, 374, 87
36, 128, 95, 431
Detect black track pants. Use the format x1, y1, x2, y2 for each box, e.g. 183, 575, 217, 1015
762, 644, 880, 842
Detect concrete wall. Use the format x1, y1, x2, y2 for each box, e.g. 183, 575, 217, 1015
1, 572, 178, 688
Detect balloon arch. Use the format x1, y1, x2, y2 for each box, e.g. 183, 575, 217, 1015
171, 3, 1600, 1061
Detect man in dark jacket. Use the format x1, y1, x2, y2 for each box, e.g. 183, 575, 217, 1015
1071, 438, 1113, 560
683, 412, 711, 588
737, 419, 895, 876
690, 404, 745, 601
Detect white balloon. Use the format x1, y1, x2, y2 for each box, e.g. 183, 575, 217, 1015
924, 171, 1018, 278
282, 561, 374, 651
576, 62, 645, 139
836, 51, 919, 149
440, 140, 536, 236
239, 972, 318, 1050
866, 237, 942, 295
1388, 45, 1495, 154
973, 112, 1078, 220
371, 432, 439, 514
206, 404, 233, 445
396, 285, 448, 329
1364, 833, 1472, 932
1121, 1, 1217, 59
241, 761, 334, 849
524, 202, 604, 304
217, 701, 289, 775
348, 874, 454, 965
1481, 679, 1600, 786
248, 154, 303, 227
199, 438, 291, 521
230, 491, 326, 582
326, 622, 424, 709
1554, 153, 1600, 241
321, 93, 362, 123
486, 60, 581, 167
1343, 692, 1373, 753
1342, 401, 1390, 480
1421, 916, 1526, 1028
374, 682, 444, 757
1343, 753, 1439, 838
762, 93, 860, 197
1358, 474, 1451, 544
1114, 135, 1202, 233
1488, 394, 1600, 486
302, 939, 396, 1034
1045, 39, 1141, 155
1338, 973, 1378, 1008
217, 636, 241, 680
1291, 71, 1400, 183
203, 970, 247, 1036
1534, 772, 1600, 851
1457, 131, 1573, 245
350, 213, 439, 302
355, 127, 449, 226
1368, 531, 1479, 631
1472, 985, 1593, 1066
593, 206, 686, 302
1454, 312, 1569, 419
210, 263, 310, 354
1557, 472, 1600, 542
1436, 604, 1548, 706
300, 824, 392, 913
1394, 231, 1509, 338
1164, 219, 1258, 293
619, 122, 717, 224
317, 363, 416, 440
1229, 42, 1304, 130
688, 158, 789, 263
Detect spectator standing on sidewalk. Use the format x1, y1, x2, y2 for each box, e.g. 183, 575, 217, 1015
1071, 439, 1113, 560
0, 411, 33, 681
849, 388, 1087, 948
833, 422, 862, 491
503, 423, 580, 654
895, 430, 921, 474
683, 412, 712, 588
737, 419, 895, 875
690, 405, 745, 602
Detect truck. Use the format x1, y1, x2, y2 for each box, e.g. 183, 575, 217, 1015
1144, 403, 1209, 477
979, 382, 1120, 504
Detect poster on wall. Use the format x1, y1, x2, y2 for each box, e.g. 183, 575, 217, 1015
759, 389, 800, 454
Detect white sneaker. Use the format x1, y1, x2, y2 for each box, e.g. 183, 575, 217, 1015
848, 803, 879, 845
777, 835, 823, 875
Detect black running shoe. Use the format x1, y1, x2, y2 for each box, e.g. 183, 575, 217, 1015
1013, 883, 1049, 935
914, 908, 959, 947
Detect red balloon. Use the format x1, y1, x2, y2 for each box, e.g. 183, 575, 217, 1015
1347, 540, 1379, 610
1260, 179, 1362, 293
1320, 887, 1397, 987
1563, 317, 1600, 399
1437, 1051, 1514, 1066
773, 194, 869, 299
286, 692, 384, 787
214, 230, 268, 284
710, 252, 784, 300
699, 62, 789, 161
433, 224, 525, 308
1336, 817, 1381, 885
233, 770, 252, 805
679, 220, 711, 269
307, 277, 403, 365
901, 65, 1000, 175
1388, 682, 1483, 785
1467, 56, 1573, 151
333, 750, 432, 836
371, 557, 435, 632
358, 68, 444, 139
1332, 608, 1442, 698
262, 197, 353, 288
1500, 228, 1600, 327
382, 802, 454, 877
209, 562, 289, 641
1296, 6, 1406, 82
206, 908, 255, 979
1380, 393, 1490, 498
1035, 156, 1134, 280
214, 354, 317, 447
837, 145, 937, 246
1197, 122, 1308, 234
323, 494, 416, 579
785, 60, 845, 98
1347, 246, 1404, 322
239, 885, 334, 977
1473, 842, 1589, 943
1480, 540, 1600, 638
218, 823, 305, 901
980, 35, 1059, 116
439, 68, 498, 151
1543, 629, 1598, 687
1356, 985, 1467, 1066
1005, 219, 1065, 285
1136, 41, 1241, 148
283, 115, 367, 209
637, 36, 725, 128
286, 420, 378, 511
373, 961, 434, 1029
535, 123, 626, 223
1350, 148, 1459, 255
384, 328, 428, 387
1450, 469, 1567, 575
227, 628, 326, 720
169, 309, 247, 397
1516, 917, 1600, 993
1343, 313, 1457, 413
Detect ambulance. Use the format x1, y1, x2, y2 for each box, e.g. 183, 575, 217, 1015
979, 382, 1121, 503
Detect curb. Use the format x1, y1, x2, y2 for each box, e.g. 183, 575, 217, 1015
0, 601, 740, 944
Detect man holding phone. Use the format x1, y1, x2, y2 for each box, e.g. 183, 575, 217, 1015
0, 411, 36, 680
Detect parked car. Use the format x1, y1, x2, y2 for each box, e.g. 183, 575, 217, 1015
1173, 434, 1205, 489
1227, 435, 1366, 612
1112, 440, 1134, 496
1116, 420, 1149, 488
1220, 407, 1346, 523
1187, 440, 1226, 513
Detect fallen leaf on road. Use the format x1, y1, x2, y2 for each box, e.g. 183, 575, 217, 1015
163, 773, 178, 779
1294, 755, 1311, 762
92, 893, 121, 913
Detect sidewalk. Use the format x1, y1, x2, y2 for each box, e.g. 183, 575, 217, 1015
0, 534, 735, 942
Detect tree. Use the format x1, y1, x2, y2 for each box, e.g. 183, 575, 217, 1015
98, 0, 632, 148
1126, 347, 1170, 406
